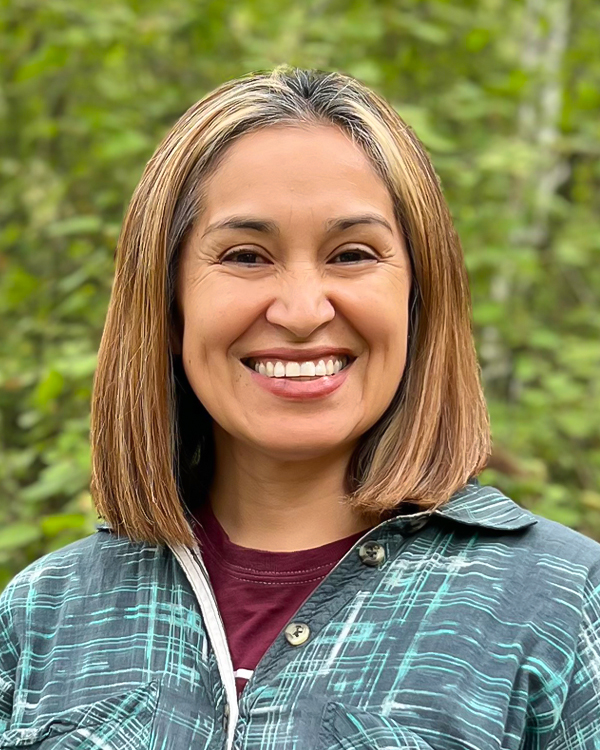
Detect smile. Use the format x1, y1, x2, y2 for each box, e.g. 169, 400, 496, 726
242, 355, 353, 379
240, 354, 355, 401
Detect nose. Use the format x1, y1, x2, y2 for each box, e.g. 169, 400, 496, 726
265, 265, 335, 338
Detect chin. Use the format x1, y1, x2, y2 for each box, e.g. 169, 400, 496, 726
251, 433, 353, 461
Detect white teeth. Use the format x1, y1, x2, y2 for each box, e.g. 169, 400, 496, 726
300, 361, 316, 376
251, 356, 349, 378
284, 361, 300, 377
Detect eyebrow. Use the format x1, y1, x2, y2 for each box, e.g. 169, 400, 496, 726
201, 213, 395, 238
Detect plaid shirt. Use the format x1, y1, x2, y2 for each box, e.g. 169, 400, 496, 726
0, 480, 599, 749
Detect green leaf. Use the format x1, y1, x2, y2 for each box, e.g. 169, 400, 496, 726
0, 523, 41, 552
33, 370, 65, 407
46, 216, 103, 237
41, 513, 88, 537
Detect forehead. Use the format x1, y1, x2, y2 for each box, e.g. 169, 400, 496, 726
199, 124, 396, 223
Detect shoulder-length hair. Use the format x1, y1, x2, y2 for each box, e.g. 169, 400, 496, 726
91, 65, 491, 547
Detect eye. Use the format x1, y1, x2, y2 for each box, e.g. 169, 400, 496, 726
220, 249, 270, 265
330, 247, 378, 264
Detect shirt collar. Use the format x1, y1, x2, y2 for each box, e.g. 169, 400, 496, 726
385, 478, 538, 535
433, 479, 537, 530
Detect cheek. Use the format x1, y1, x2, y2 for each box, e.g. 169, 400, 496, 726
346, 273, 410, 366
178, 280, 255, 426
180, 277, 260, 366
362, 304, 408, 357
357, 300, 409, 421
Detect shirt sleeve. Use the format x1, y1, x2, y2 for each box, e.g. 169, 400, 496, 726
546, 559, 600, 749
0, 580, 18, 733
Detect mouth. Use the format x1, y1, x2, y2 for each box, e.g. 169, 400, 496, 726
241, 354, 355, 380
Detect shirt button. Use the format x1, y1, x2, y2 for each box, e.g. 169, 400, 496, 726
358, 541, 386, 567
284, 622, 310, 646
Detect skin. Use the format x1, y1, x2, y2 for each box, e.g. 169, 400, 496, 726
174, 124, 412, 551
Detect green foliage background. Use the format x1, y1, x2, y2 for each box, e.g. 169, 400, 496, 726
1, 0, 599, 589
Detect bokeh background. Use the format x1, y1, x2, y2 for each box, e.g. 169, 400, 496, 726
1, 0, 599, 589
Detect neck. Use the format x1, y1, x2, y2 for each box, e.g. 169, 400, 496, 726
206, 426, 376, 551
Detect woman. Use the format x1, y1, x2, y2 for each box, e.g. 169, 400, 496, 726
0, 66, 598, 750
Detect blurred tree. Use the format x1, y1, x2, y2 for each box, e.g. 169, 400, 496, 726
1, 0, 599, 588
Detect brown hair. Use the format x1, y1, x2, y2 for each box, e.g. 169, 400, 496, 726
91, 65, 491, 547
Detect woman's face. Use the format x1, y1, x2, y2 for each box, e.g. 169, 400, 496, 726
175, 124, 412, 461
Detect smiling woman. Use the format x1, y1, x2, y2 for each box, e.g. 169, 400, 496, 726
171, 123, 416, 541
0, 66, 599, 750
92, 70, 490, 554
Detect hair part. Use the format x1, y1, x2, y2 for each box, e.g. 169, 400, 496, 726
91, 65, 491, 547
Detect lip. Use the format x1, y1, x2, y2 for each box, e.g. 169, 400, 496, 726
241, 346, 356, 362
243, 357, 355, 401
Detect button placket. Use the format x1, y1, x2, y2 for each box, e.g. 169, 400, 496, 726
284, 621, 311, 646
241, 533, 403, 699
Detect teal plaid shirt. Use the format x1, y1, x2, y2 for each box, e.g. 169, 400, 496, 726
0, 480, 599, 749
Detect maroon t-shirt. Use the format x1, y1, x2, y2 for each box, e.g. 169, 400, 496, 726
194, 502, 367, 696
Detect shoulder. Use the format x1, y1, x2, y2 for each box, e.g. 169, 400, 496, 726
524, 512, 600, 570
523, 514, 600, 618
449, 481, 600, 572
0, 531, 169, 631
436, 482, 600, 616
490, 494, 600, 631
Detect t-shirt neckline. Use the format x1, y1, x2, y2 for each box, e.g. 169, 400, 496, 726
194, 500, 369, 576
